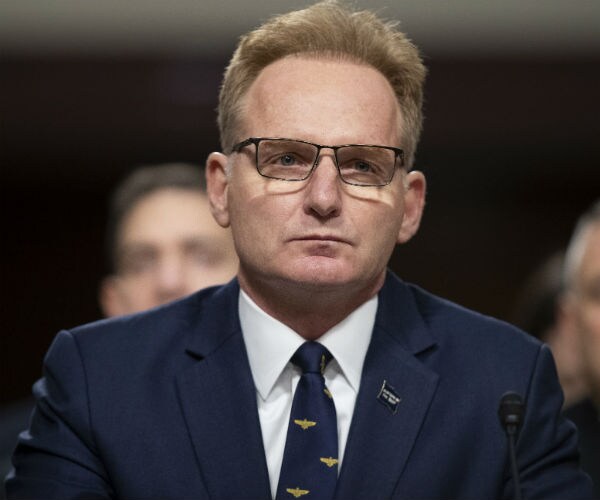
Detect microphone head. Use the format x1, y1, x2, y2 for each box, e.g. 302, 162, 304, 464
498, 391, 525, 429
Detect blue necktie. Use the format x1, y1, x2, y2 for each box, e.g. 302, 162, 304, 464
276, 342, 338, 500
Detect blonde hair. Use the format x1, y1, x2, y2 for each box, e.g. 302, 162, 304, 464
218, 0, 426, 168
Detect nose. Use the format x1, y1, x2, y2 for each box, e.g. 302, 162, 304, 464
154, 255, 187, 304
303, 152, 342, 219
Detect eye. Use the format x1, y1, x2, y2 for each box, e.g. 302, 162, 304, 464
184, 241, 223, 266
353, 161, 373, 173
277, 154, 297, 167
119, 247, 158, 275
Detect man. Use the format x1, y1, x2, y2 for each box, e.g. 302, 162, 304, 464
561, 200, 600, 497
5, 2, 593, 498
99, 162, 238, 316
0, 163, 239, 494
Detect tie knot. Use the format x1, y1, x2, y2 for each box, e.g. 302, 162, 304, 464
292, 342, 333, 374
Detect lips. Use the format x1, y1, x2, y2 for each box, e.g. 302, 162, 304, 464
292, 234, 350, 244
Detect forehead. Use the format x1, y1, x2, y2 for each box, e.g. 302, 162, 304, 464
119, 189, 213, 244
240, 56, 402, 146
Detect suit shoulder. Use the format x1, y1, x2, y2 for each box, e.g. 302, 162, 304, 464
67, 283, 234, 354
406, 282, 541, 353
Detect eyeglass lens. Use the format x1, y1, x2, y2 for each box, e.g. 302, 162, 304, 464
256, 139, 396, 186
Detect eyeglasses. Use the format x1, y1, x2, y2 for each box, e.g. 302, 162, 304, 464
231, 137, 404, 187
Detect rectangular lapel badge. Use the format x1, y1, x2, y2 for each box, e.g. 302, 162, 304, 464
377, 380, 401, 414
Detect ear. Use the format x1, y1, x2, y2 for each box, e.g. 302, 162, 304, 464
99, 276, 125, 318
206, 152, 231, 228
397, 170, 426, 244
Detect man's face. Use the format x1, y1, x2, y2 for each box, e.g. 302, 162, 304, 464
100, 188, 238, 317
571, 223, 600, 396
208, 57, 425, 303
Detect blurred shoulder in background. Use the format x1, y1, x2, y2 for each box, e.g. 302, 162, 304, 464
514, 199, 600, 496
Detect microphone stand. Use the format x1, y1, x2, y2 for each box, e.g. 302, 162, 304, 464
498, 392, 525, 500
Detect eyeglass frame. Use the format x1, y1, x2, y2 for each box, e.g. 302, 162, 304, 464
230, 137, 406, 187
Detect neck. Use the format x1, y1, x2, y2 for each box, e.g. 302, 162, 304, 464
238, 272, 385, 340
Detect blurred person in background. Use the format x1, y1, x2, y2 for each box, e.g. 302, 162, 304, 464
99, 162, 238, 316
512, 252, 588, 409
1, 163, 238, 495
561, 199, 600, 496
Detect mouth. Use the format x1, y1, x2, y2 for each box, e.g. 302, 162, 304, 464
292, 234, 350, 244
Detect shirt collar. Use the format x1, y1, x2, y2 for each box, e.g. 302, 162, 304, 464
239, 290, 377, 401
318, 296, 377, 393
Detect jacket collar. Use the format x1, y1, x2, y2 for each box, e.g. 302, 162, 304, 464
183, 278, 241, 360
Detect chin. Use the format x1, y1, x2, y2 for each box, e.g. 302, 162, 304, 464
284, 258, 359, 287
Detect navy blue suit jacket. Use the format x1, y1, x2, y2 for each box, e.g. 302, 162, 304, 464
6, 273, 594, 498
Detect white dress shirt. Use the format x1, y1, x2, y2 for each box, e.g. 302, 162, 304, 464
239, 290, 377, 498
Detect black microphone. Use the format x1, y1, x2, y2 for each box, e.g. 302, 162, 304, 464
498, 391, 525, 500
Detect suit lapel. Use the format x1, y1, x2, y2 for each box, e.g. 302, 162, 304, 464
335, 274, 440, 500
175, 281, 271, 500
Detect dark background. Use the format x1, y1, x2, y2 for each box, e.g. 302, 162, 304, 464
2, 6, 600, 406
